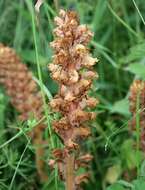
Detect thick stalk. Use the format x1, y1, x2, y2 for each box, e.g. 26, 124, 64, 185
33, 124, 48, 182
65, 154, 75, 190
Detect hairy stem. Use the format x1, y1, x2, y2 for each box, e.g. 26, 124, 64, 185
65, 154, 75, 190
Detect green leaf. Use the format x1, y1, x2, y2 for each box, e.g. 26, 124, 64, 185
132, 179, 145, 190
120, 43, 145, 64
110, 99, 130, 116
121, 139, 142, 169
20, 49, 49, 66
126, 63, 145, 79
105, 164, 121, 184
106, 183, 125, 190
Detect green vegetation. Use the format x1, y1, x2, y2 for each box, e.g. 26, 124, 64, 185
0, 0, 145, 189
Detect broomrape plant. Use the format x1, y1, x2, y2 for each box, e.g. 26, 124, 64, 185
0, 43, 48, 182
129, 79, 145, 150
48, 9, 99, 190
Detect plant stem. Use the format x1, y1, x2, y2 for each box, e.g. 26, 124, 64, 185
65, 154, 75, 190
33, 124, 48, 182
53, 0, 59, 12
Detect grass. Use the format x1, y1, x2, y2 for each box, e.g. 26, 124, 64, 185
0, 0, 145, 189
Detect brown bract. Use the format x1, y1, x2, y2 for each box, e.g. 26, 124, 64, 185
129, 79, 145, 150
49, 9, 98, 189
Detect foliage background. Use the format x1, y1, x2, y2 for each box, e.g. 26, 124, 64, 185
0, 0, 145, 189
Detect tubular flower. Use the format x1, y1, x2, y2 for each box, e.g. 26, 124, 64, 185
129, 79, 145, 150
49, 10, 98, 189
0, 43, 48, 182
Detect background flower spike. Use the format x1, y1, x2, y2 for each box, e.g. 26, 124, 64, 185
129, 79, 145, 150
0, 43, 48, 182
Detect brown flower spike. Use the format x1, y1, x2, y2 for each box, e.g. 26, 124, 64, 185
129, 79, 145, 150
49, 10, 98, 189
0, 43, 48, 182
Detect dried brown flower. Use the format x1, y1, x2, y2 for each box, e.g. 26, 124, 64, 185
49, 9, 98, 189
129, 79, 145, 150
0, 43, 47, 182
